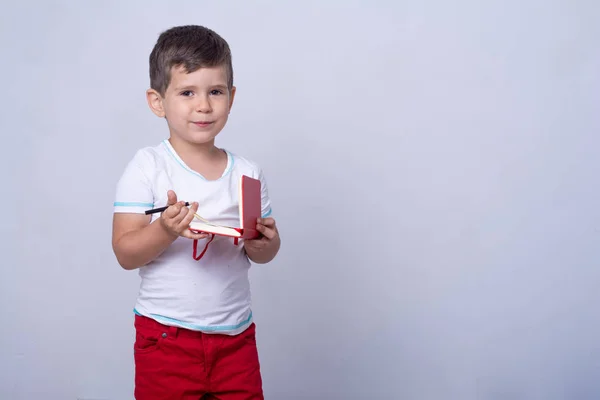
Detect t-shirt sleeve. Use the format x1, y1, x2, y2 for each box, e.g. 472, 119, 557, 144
256, 167, 273, 219
113, 151, 155, 214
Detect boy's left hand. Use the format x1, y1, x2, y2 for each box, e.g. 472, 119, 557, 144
247, 217, 279, 248
244, 217, 281, 263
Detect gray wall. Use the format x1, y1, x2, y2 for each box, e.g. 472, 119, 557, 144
1, 1, 599, 399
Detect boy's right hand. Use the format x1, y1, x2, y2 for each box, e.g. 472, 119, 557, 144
159, 190, 209, 240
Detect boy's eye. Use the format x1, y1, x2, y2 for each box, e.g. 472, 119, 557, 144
179, 89, 224, 96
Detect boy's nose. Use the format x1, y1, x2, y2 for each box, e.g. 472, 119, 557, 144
195, 97, 212, 113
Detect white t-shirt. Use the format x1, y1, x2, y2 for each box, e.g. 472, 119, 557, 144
113, 139, 273, 335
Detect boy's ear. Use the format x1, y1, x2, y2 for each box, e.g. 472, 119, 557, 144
228, 86, 236, 113
146, 89, 166, 118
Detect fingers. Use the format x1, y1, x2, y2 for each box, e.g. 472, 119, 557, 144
257, 217, 276, 228
160, 198, 203, 239
256, 223, 277, 240
163, 190, 181, 218
176, 202, 199, 231
163, 200, 186, 219
167, 190, 178, 205
255, 217, 277, 240
183, 229, 210, 240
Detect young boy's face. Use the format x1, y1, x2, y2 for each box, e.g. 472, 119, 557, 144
147, 64, 235, 146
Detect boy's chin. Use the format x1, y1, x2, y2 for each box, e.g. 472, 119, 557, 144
170, 131, 219, 146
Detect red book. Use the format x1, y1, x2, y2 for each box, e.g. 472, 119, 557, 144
188, 175, 261, 240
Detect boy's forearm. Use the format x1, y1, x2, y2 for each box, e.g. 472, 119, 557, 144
245, 236, 281, 264
114, 220, 177, 270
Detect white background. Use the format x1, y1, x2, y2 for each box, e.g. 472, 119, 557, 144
1, 0, 599, 399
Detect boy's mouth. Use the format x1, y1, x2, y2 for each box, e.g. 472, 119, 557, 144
192, 121, 213, 127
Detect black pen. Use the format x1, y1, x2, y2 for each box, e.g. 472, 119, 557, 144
144, 202, 190, 215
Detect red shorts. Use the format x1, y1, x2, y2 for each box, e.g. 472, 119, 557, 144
133, 314, 263, 399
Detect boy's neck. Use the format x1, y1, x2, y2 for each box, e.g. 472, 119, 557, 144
168, 136, 219, 159
168, 136, 227, 180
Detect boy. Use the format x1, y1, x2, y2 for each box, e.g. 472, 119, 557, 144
111, 25, 280, 399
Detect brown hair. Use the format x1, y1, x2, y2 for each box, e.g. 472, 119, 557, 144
149, 25, 233, 96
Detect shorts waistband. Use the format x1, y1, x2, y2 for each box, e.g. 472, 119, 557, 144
135, 314, 208, 338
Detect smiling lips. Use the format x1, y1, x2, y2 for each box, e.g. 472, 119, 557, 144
192, 121, 213, 127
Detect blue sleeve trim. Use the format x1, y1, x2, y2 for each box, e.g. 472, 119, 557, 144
114, 201, 154, 207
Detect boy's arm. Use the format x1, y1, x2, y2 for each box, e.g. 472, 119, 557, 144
112, 214, 176, 270
244, 217, 281, 264
244, 165, 279, 264
112, 193, 207, 270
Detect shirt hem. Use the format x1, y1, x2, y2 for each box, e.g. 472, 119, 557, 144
133, 307, 253, 335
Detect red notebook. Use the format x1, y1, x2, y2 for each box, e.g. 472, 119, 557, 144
188, 175, 261, 239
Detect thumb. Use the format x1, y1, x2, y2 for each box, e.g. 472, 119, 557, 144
167, 190, 177, 205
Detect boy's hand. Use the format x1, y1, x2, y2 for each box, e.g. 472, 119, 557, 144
160, 190, 209, 240
244, 217, 281, 263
